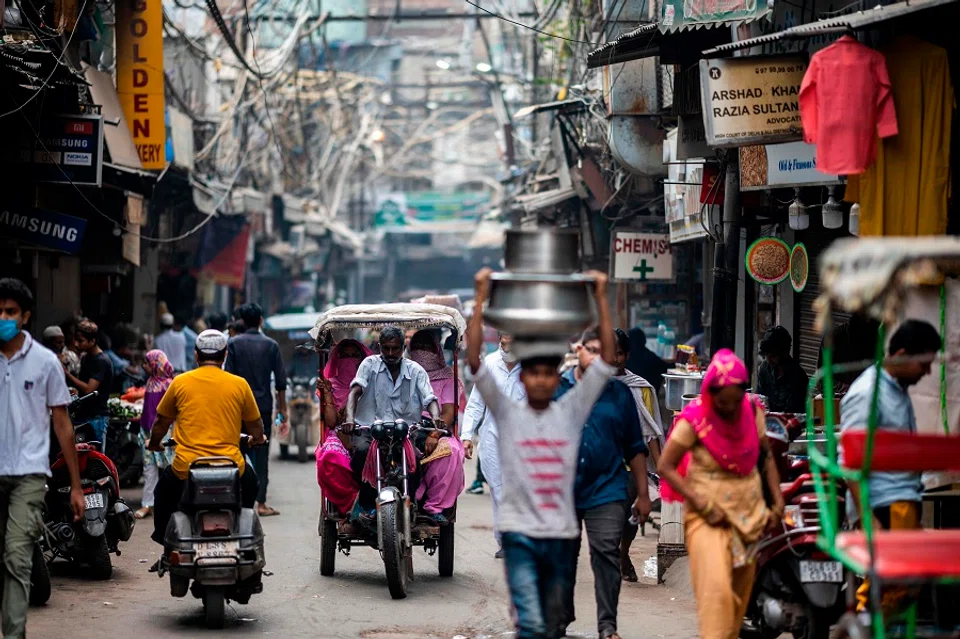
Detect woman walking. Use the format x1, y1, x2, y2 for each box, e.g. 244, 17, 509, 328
135, 350, 176, 519
658, 349, 784, 639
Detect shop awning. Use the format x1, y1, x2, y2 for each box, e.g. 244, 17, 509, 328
83, 64, 143, 171
586, 22, 734, 68
703, 0, 957, 56
513, 99, 587, 120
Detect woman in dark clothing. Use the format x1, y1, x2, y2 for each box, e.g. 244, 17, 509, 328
626, 328, 669, 393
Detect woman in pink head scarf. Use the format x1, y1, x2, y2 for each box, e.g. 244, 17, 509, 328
315, 339, 371, 517
658, 349, 785, 639
136, 349, 176, 519
408, 330, 466, 524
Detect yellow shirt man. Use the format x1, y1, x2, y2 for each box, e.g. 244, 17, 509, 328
156, 366, 261, 479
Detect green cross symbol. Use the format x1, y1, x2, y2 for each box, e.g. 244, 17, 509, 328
632, 259, 655, 281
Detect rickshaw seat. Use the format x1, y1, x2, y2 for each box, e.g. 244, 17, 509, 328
840, 430, 960, 472
836, 530, 960, 580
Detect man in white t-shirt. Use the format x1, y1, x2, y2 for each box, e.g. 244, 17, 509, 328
467, 268, 616, 639
0, 278, 84, 638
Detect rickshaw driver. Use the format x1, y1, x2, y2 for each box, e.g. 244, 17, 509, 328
342, 326, 444, 520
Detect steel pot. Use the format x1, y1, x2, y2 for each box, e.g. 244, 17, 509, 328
503, 229, 580, 274
681, 393, 700, 409
664, 373, 704, 411
483, 272, 594, 337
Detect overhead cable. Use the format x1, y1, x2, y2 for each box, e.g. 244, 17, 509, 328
461, 0, 596, 45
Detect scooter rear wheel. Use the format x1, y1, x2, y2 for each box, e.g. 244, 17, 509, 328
86, 536, 113, 580
29, 543, 51, 606
204, 587, 226, 629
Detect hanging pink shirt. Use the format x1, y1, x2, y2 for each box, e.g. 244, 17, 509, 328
799, 36, 898, 175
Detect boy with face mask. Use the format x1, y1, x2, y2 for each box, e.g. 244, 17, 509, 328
0, 278, 84, 638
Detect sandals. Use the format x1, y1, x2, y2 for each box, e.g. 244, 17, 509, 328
134, 507, 153, 520
257, 506, 280, 517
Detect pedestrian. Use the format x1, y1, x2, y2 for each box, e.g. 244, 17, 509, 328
467, 268, 617, 639
0, 278, 84, 639
175, 315, 198, 371
625, 327, 669, 394
134, 350, 176, 520
467, 456, 485, 495
756, 326, 809, 413
658, 349, 785, 639
42, 325, 80, 377
612, 328, 664, 582
208, 312, 229, 339
556, 325, 652, 639
224, 303, 287, 517
228, 319, 245, 339
64, 320, 114, 444
155, 312, 187, 373
460, 332, 524, 558
841, 320, 941, 616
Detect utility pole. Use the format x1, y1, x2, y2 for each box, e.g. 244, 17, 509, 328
709, 154, 742, 355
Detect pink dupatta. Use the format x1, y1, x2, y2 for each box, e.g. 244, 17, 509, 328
661, 349, 761, 503
322, 339, 372, 411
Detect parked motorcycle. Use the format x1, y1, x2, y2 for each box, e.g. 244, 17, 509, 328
279, 377, 314, 463
43, 392, 135, 580
742, 411, 846, 638
106, 416, 143, 487
158, 436, 266, 630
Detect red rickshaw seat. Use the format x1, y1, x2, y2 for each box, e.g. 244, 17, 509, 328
836, 530, 960, 580
840, 430, 960, 472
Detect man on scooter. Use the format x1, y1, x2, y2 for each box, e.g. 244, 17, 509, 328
147, 330, 266, 556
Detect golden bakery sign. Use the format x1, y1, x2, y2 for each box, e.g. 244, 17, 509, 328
699, 55, 807, 148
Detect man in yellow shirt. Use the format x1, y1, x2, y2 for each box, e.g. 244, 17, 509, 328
147, 330, 266, 547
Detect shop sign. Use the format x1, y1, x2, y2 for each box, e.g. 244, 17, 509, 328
740, 141, 841, 190
611, 231, 674, 282
699, 55, 807, 148
116, 0, 166, 169
661, 0, 772, 30
0, 208, 87, 253
374, 191, 491, 229
676, 115, 712, 160
11, 114, 104, 186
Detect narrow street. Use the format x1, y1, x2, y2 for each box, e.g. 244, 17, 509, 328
29, 449, 699, 638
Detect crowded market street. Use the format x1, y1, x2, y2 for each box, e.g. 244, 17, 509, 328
28, 450, 698, 638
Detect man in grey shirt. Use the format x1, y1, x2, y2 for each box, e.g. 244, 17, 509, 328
467, 267, 616, 639
343, 326, 442, 520
841, 319, 941, 529
225, 303, 287, 517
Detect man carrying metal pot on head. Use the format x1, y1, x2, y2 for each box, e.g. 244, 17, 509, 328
341, 327, 444, 524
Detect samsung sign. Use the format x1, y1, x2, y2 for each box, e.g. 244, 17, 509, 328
0, 208, 87, 254
10, 114, 104, 186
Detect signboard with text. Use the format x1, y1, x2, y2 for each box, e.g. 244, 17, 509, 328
116, 0, 166, 168
740, 141, 841, 190
0, 208, 87, 253
699, 55, 807, 148
611, 231, 674, 281
9, 114, 104, 186
662, 0, 772, 30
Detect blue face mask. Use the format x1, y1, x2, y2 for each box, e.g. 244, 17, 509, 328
0, 319, 20, 343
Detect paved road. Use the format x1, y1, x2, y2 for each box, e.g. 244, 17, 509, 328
29, 446, 698, 638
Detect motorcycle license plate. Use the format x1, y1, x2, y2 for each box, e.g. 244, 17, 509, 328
84, 493, 104, 509
195, 540, 238, 558
799, 560, 843, 583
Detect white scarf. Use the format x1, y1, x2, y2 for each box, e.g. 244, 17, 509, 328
615, 370, 664, 445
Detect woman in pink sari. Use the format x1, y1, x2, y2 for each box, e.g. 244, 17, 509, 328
315, 339, 370, 517
408, 330, 466, 525
658, 349, 785, 639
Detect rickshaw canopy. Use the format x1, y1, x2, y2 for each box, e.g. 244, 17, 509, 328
816, 236, 960, 328
309, 303, 467, 348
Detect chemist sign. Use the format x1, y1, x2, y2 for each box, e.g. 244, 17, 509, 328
699, 55, 807, 148
611, 231, 674, 282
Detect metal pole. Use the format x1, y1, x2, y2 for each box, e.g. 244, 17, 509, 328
720, 156, 741, 352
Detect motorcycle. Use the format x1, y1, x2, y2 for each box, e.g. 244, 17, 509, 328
325, 419, 453, 600
105, 416, 143, 487
742, 411, 847, 639
43, 392, 135, 580
158, 436, 266, 630
280, 377, 314, 463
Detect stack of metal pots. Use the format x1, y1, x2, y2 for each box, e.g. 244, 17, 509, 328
482, 229, 596, 359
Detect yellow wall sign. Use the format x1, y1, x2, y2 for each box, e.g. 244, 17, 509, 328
115, 0, 165, 169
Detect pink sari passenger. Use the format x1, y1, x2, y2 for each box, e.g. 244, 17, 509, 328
315, 339, 371, 516
409, 330, 466, 515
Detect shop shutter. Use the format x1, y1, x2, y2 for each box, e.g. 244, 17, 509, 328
796, 232, 851, 376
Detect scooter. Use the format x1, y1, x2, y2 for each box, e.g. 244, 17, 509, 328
158, 436, 266, 630
742, 473, 847, 639
44, 392, 135, 580
280, 377, 314, 463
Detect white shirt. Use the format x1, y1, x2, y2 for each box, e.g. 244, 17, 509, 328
474, 357, 615, 539
461, 350, 524, 442
351, 355, 437, 425
155, 329, 187, 372
0, 333, 72, 476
